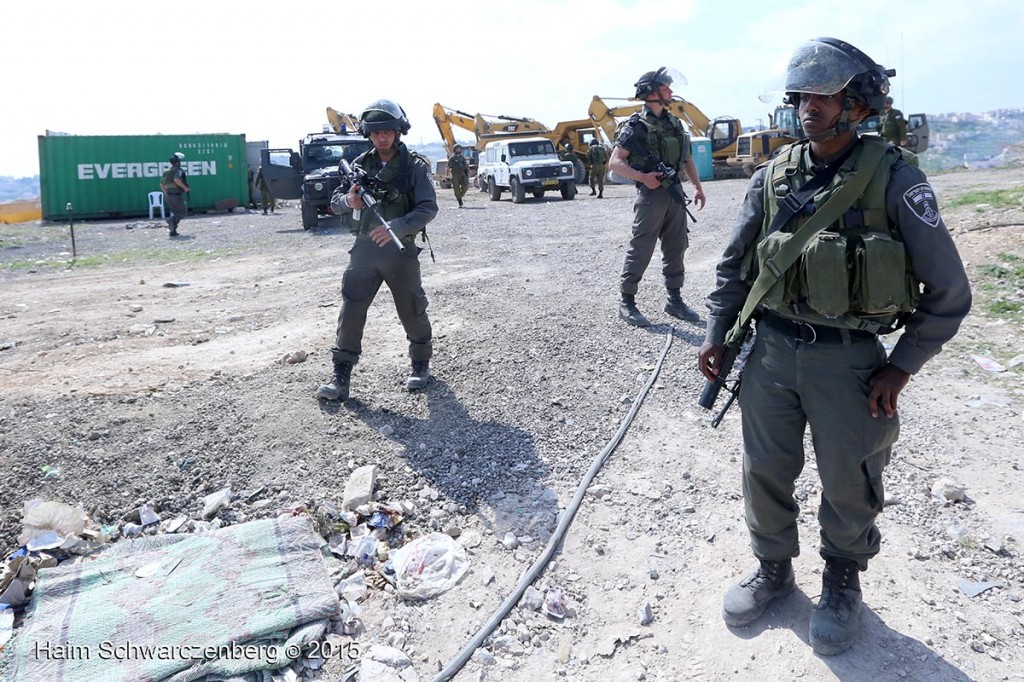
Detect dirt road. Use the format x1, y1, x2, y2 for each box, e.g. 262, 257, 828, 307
1, 167, 1022, 681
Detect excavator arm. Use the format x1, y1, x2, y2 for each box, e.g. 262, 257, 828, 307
433, 103, 479, 157
326, 107, 361, 135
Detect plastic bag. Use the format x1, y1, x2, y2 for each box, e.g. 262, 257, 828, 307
388, 532, 469, 600
17, 499, 89, 547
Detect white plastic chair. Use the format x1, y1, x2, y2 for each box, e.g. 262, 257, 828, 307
148, 191, 165, 220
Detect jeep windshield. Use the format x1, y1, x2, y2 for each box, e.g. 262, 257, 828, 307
304, 142, 371, 169
508, 140, 556, 157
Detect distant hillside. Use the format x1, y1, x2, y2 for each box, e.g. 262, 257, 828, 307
0, 176, 40, 203
919, 109, 1024, 174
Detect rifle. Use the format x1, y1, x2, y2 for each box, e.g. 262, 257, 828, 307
698, 322, 752, 428
643, 150, 697, 223
338, 159, 405, 253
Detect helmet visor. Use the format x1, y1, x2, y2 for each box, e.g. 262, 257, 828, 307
759, 39, 869, 103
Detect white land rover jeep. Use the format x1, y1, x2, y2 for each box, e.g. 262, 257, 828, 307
478, 137, 577, 203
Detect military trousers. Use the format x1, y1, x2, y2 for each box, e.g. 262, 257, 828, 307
164, 192, 187, 229
738, 321, 899, 571
589, 164, 606, 194
259, 187, 275, 212
451, 173, 469, 202
619, 186, 687, 296
333, 238, 432, 365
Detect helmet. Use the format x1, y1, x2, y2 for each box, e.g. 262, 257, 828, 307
634, 66, 687, 100
778, 37, 893, 115
453, 144, 462, 152
359, 99, 411, 136
169, 152, 184, 164
885, 96, 894, 105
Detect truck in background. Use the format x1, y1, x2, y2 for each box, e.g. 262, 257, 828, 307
257, 132, 371, 229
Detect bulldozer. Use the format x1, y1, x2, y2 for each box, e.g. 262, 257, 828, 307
727, 104, 931, 177
588, 96, 744, 179
725, 105, 803, 177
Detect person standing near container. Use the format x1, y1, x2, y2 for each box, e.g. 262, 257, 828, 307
160, 152, 189, 237
448, 144, 470, 208
315, 99, 438, 402
698, 37, 971, 655
609, 67, 706, 327
253, 165, 276, 215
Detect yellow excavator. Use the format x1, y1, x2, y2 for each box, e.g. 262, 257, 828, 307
326, 107, 361, 135
588, 96, 744, 179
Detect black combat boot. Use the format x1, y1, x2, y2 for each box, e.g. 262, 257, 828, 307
598, 191, 603, 198
589, 188, 597, 196
809, 557, 863, 655
406, 361, 430, 391
315, 362, 352, 401
618, 294, 650, 327
664, 288, 700, 322
722, 558, 796, 627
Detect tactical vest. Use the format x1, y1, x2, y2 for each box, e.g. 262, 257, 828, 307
449, 155, 469, 174
344, 145, 425, 244
624, 110, 690, 173
749, 137, 921, 333
588, 144, 608, 166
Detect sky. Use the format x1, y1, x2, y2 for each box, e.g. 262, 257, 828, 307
3, 0, 1023, 178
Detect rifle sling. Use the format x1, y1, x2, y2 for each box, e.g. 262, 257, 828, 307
726, 140, 887, 345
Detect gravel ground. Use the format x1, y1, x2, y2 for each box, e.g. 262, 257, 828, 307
1, 167, 1023, 681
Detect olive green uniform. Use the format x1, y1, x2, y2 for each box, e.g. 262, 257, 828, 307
704, 136, 971, 569
160, 165, 188, 233
329, 143, 438, 366
587, 143, 608, 196
880, 107, 907, 146
614, 106, 692, 296
253, 165, 276, 214
448, 153, 470, 204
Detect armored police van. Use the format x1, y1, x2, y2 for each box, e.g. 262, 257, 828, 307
477, 137, 577, 203
258, 132, 372, 229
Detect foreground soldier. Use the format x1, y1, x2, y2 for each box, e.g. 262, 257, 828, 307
697, 38, 971, 654
316, 99, 438, 401
160, 152, 189, 237
448, 144, 470, 208
609, 67, 706, 327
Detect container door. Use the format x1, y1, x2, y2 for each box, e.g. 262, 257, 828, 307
259, 148, 302, 200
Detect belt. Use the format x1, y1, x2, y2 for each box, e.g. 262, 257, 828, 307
759, 311, 876, 344
166, 191, 182, 195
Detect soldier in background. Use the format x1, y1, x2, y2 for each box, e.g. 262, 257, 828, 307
609, 67, 706, 327
587, 139, 608, 198
253, 165, 276, 215
448, 144, 470, 208
880, 96, 908, 147
159, 152, 189, 237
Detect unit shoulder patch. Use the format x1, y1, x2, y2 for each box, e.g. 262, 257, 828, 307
903, 182, 941, 228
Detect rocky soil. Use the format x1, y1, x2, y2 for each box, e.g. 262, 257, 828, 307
1, 166, 1023, 681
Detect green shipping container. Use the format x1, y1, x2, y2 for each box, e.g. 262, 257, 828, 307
690, 136, 714, 182
38, 133, 249, 220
